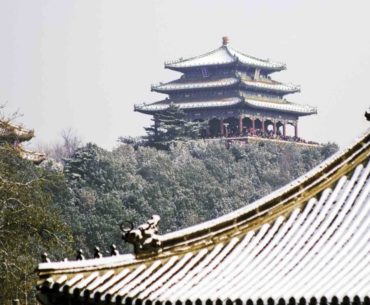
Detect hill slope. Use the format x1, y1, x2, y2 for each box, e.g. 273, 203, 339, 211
61, 140, 338, 255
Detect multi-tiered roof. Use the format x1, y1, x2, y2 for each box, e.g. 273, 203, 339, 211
135, 38, 316, 117
36, 124, 370, 305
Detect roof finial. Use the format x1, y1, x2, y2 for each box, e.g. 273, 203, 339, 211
222, 36, 229, 46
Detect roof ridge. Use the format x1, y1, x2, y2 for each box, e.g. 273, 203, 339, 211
165, 46, 233, 67
226, 45, 270, 63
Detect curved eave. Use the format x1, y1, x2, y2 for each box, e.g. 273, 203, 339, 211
134, 98, 242, 113
165, 60, 285, 73
235, 59, 286, 73
225, 46, 286, 72
241, 80, 300, 95
165, 61, 237, 72
151, 78, 239, 93
164, 45, 286, 72
243, 98, 317, 116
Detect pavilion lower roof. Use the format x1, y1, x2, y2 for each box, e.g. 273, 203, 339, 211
134, 97, 242, 113
151, 78, 300, 95
37, 130, 370, 305
134, 96, 316, 116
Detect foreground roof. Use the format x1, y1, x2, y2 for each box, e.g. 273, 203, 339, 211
165, 44, 286, 72
37, 128, 370, 305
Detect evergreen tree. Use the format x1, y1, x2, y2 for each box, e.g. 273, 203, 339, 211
145, 104, 203, 147
0, 145, 74, 304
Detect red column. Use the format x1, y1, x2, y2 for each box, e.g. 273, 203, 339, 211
262, 119, 265, 132
239, 116, 243, 136
273, 121, 277, 135
252, 118, 255, 130
283, 122, 286, 137
294, 121, 298, 138
220, 119, 224, 136
206, 122, 210, 137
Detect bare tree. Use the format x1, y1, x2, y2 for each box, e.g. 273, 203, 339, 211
39, 128, 83, 163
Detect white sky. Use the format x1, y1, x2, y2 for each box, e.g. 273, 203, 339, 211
0, 0, 369, 149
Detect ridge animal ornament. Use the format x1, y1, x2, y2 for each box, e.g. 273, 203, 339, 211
120, 215, 161, 254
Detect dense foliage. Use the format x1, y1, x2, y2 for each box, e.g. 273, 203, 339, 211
62, 140, 338, 256
0, 146, 74, 304
144, 104, 203, 148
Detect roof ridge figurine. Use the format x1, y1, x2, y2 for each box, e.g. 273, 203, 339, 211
120, 215, 162, 254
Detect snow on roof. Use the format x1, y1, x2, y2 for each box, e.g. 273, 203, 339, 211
135, 97, 242, 112
151, 78, 239, 92
242, 79, 300, 93
227, 45, 286, 70
165, 45, 285, 71
152, 77, 299, 95
242, 95, 317, 115
165, 46, 235, 69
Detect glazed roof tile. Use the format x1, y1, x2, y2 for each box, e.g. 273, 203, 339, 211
37, 129, 370, 305
243, 97, 317, 115
165, 45, 285, 71
151, 78, 238, 92
241, 79, 300, 93
134, 97, 242, 112
135, 95, 315, 115
151, 78, 299, 94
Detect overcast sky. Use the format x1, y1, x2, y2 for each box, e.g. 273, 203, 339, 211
1, 0, 369, 149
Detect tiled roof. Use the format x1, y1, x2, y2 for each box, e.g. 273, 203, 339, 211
151, 78, 239, 93
0, 120, 34, 142
241, 80, 300, 94
242, 97, 317, 115
135, 95, 315, 116
151, 78, 299, 95
134, 97, 242, 113
37, 130, 370, 305
165, 45, 285, 71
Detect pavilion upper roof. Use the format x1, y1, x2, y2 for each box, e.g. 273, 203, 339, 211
36, 127, 370, 305
165, 41, 286, 72
151, 77, 300, 95
151, 78, 238, 93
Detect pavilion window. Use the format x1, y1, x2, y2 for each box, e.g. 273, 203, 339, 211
201, 68, 209, 78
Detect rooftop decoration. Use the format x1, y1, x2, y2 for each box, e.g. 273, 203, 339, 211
120, 215, 162, 254
135, 37, 317, 144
